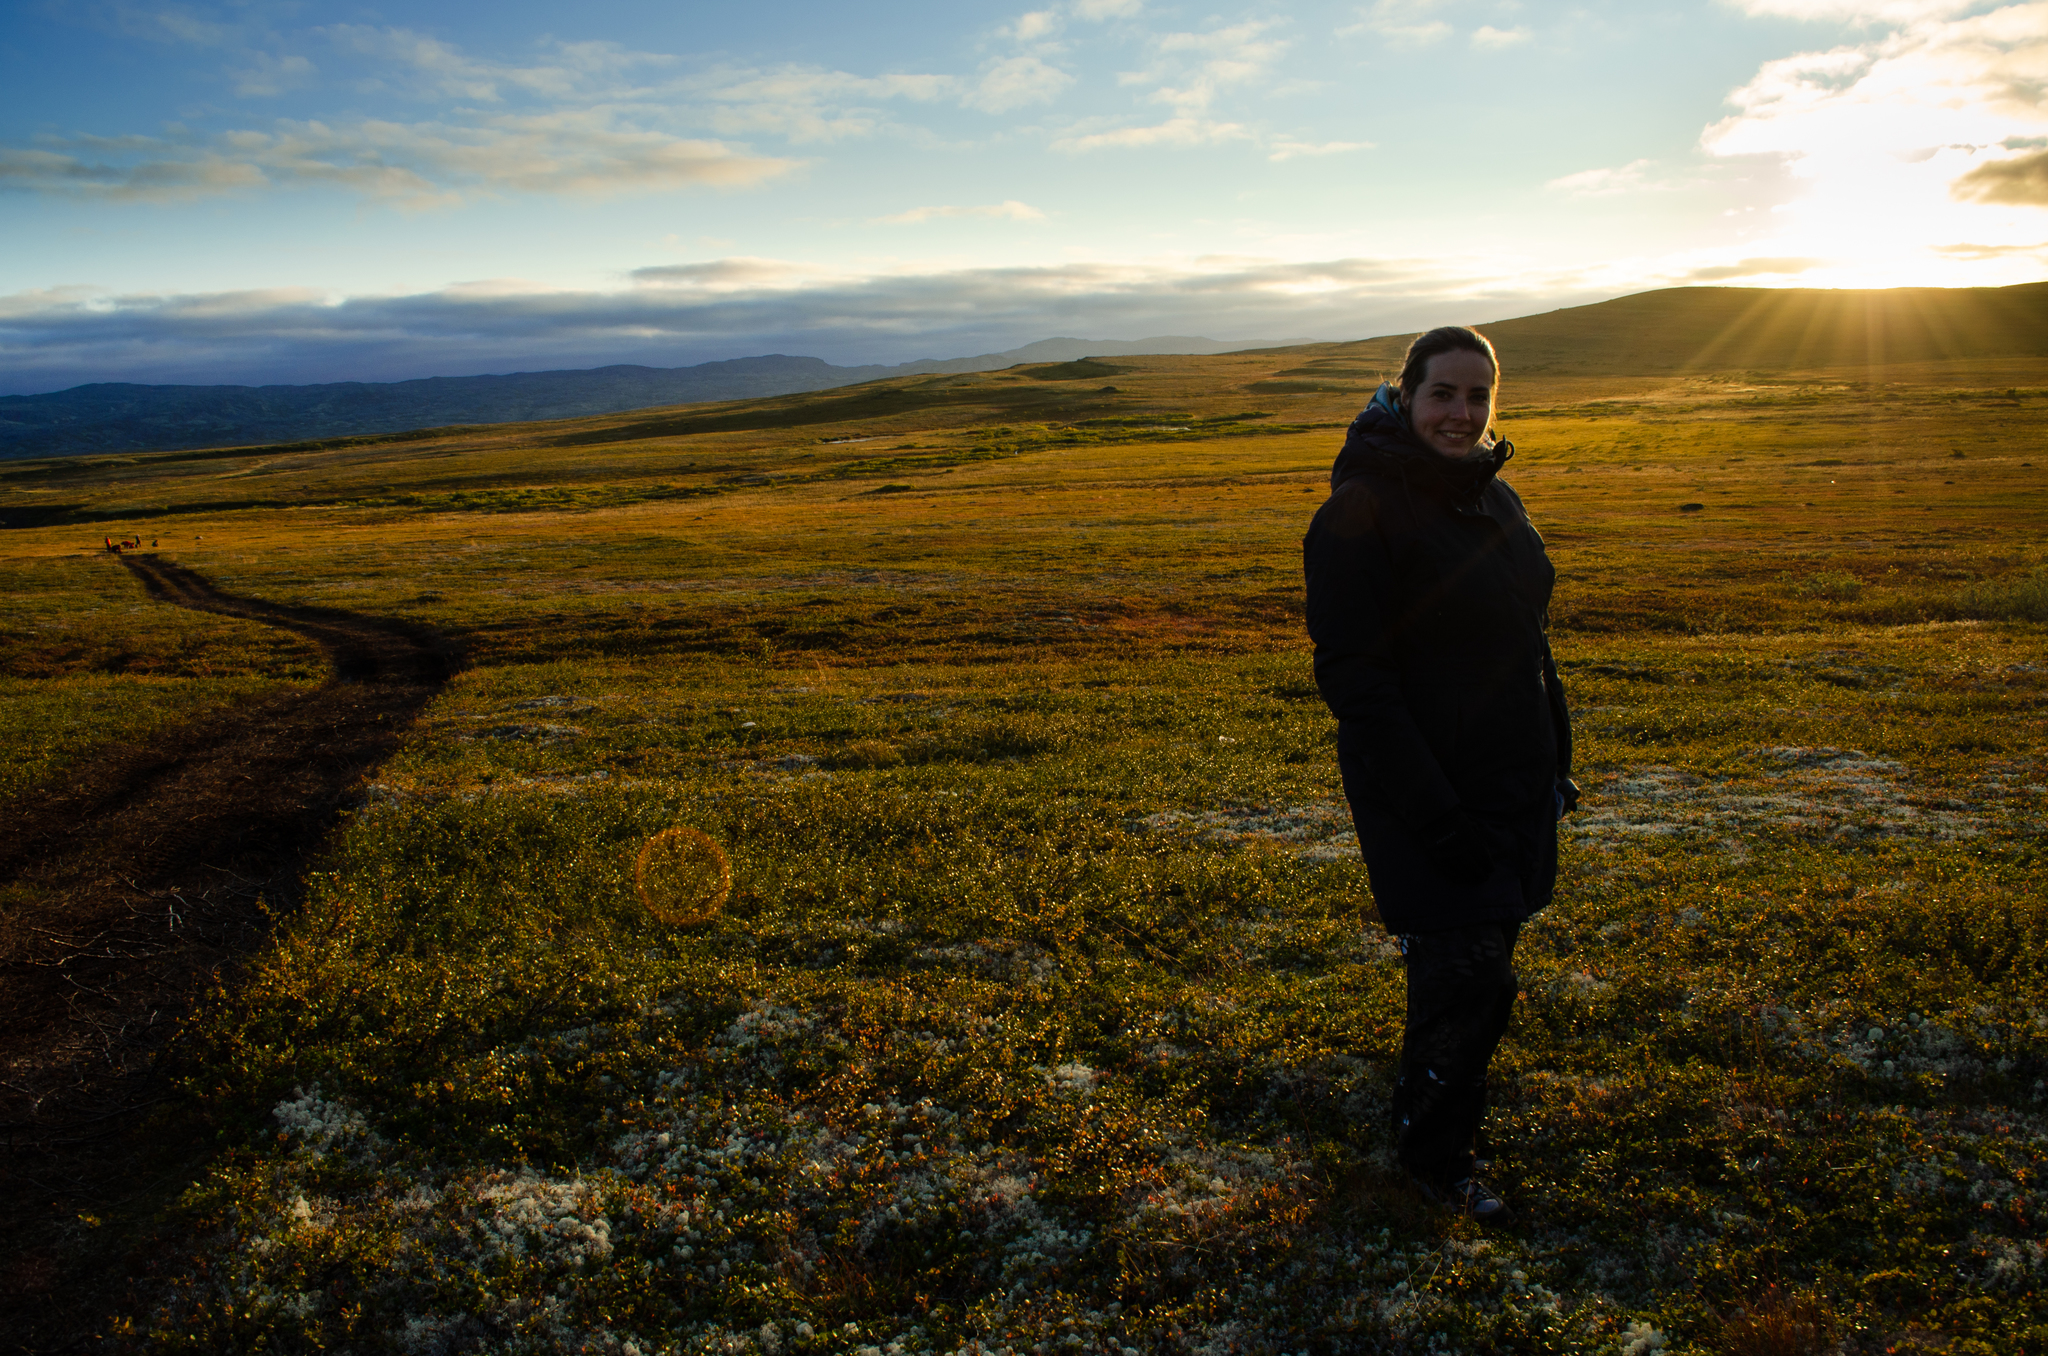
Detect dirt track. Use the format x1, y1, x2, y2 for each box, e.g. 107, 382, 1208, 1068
0, 556, 458, 1351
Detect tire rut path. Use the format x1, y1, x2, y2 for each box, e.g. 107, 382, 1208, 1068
0, 555, 460, 1351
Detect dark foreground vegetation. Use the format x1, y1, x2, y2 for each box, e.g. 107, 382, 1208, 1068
1, 294, 2045, 1354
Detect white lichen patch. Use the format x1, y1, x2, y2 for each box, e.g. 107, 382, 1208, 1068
1125, 1141, 1287, 1225
1036, 1061, 1100, 1094
272, 1086, 372, 1158
468, 1170, 615, 1267
913, 939, 1061, 984
1568, 747, 2035, 842
1134, 801, 1358, 861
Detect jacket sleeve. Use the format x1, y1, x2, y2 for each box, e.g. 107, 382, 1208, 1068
1302, 488, 1461, 831
1542, 632, 1573, 778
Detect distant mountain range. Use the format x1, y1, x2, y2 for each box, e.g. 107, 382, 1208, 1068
0, 336, 1276, 460
11, 281, 2047, 461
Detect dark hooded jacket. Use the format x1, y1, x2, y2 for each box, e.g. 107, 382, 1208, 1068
1302, 388, 1572, 933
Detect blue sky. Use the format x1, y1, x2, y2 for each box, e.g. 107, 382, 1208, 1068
2, 0, 2044, 391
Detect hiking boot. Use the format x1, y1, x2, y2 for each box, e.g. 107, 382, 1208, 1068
1417, 1172, 1514, 1223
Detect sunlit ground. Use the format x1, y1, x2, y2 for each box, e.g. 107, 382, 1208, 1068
2, 357, 2046, 1353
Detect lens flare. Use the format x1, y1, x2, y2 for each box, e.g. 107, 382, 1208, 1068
635, 827, 732, 926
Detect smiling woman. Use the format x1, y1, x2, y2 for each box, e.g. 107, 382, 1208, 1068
1402, 346, 1495, 458
1302, 324, 1578, 1222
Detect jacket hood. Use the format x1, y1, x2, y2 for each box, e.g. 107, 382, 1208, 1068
1330, 381, 1510, 499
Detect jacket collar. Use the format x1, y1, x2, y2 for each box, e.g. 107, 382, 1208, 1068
1330, 382, 1510, 502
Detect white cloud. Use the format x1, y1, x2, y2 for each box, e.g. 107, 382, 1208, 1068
1057, 17, 1286, 151
1048, 17, 1286, 153
1471, 25, 1532, 49
1269, 137, 1372, 161
319, 26, 678, 103
1547, 159, 1668, 195
0, 284, 103, 320
1338, 0, 1451, 45
873, 200, 1048, 224
1070, 0, 1143, 18
1931, 237, 2048, 257
0, 144, 270, 203
1151, 21, 1290, 98
1953, 146, 2048, 202
1053, 116, 1251, 151
999, 0, 1138, 44
1679, 255, 1826, 280
231, 52, 316, 97
700, 66, 961, 142
628, 257, 842, 290
321, 24, 500, 100
1725, 0, 1983, 20
1379, 21, 1452, 43
111, 4, 238, 47
965, 56, 1074, 112
347, 115, 795, 199
0, 115, 796, 206
322, 28, 971, 149
1005, 10, 1063, 42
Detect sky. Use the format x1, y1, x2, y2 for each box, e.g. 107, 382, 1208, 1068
2, 0, 2045, 393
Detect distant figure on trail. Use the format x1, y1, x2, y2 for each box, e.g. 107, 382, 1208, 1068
1302, 325, 1578, 1223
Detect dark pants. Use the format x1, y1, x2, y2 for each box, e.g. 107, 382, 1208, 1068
1391, 922, 1521, 1186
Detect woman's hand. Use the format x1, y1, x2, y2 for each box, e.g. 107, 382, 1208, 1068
1555, 777, 1582, 820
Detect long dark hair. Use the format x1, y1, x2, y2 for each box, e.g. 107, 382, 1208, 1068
1396, 325, 1499, 408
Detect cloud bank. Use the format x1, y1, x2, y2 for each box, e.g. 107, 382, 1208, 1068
0, 256, 1614, 394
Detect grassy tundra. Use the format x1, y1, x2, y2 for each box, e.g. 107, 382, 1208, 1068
2, 296, 2046, 1354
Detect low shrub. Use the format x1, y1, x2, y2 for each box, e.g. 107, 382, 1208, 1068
1955, 568, 2048, 622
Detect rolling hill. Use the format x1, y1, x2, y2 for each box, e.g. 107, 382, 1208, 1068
1468, 281, 2048, 375
1259, 282, 2048, 386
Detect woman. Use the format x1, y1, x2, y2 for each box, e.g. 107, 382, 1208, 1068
1301, 326, 1577, 1221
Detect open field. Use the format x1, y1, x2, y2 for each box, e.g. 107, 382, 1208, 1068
2, 336, 2047, 1354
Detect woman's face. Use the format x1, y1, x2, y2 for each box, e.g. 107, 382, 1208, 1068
1404, 349, 1495, 459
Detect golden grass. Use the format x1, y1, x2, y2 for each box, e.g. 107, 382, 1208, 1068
3, 341, 2046, 1355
